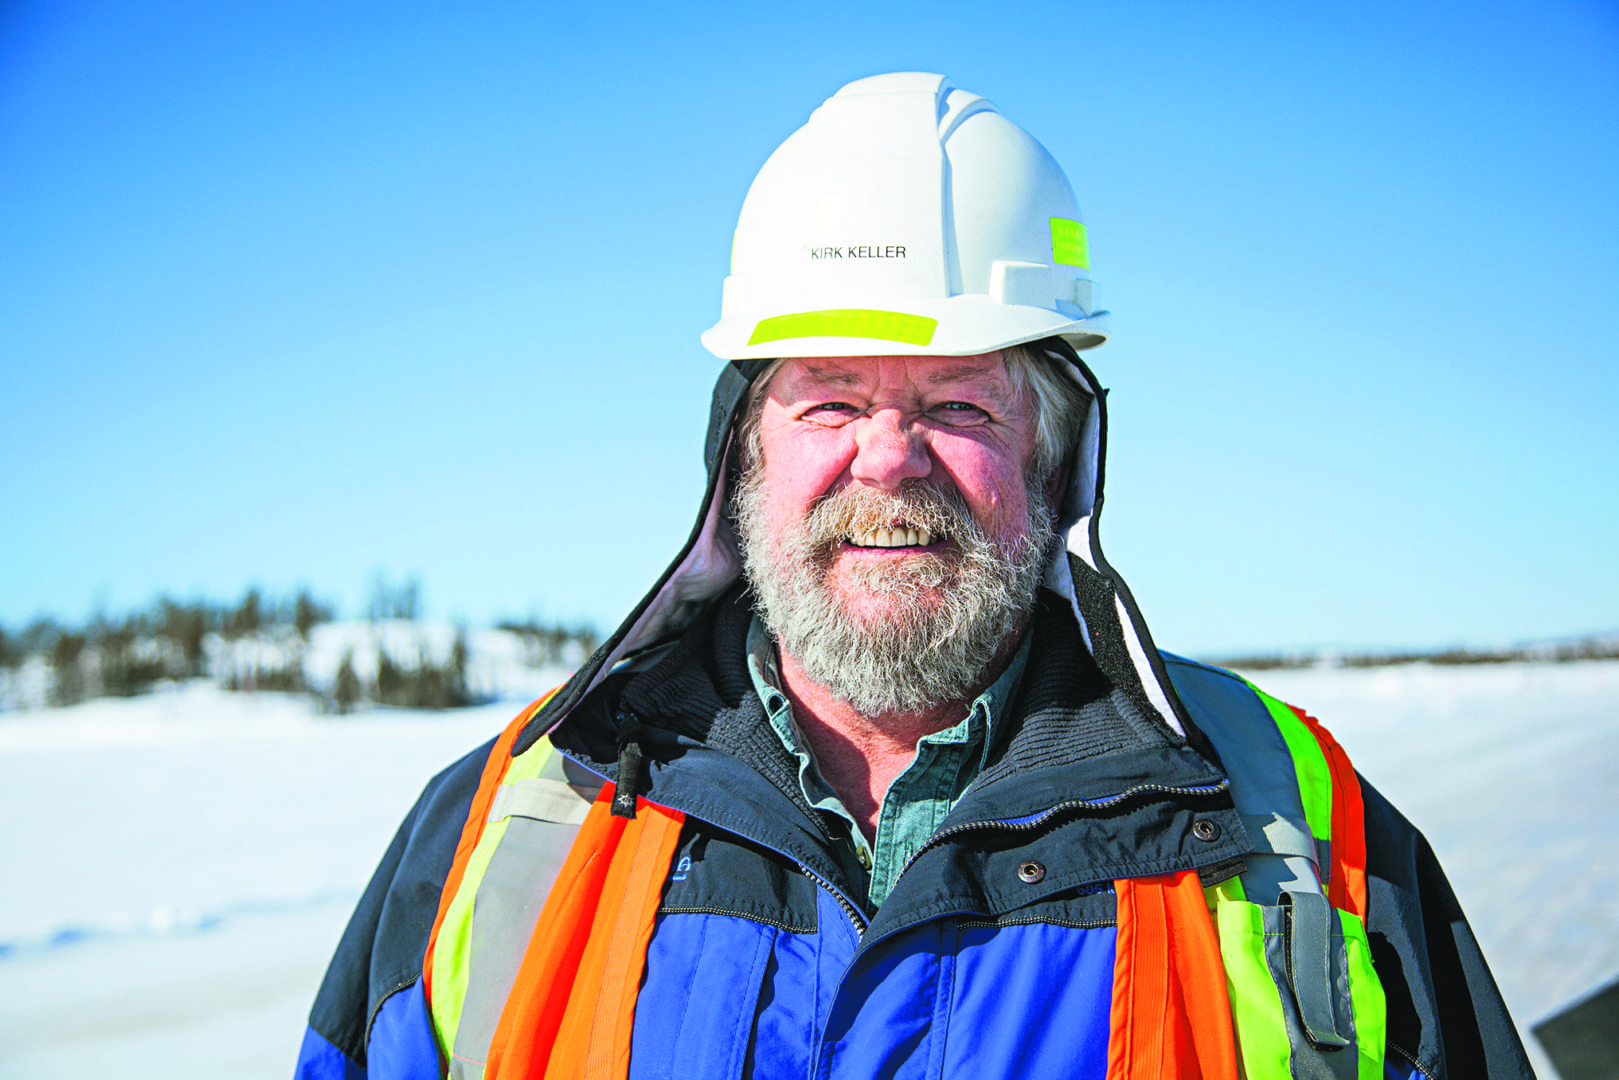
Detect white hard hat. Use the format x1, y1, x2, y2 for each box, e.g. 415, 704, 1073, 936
702, 72, 1108, 361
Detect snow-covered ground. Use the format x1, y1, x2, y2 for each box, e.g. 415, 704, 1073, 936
0, 681, 553, 1080
1, 660, 1613, 1078
1238, 660, 1619, 1079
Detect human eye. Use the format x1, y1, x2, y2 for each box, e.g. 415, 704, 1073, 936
929, 400, 990, 425
800, 401, 859, 424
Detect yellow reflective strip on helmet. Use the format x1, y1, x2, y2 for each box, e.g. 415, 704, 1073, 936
747, 309, 939, 347
1050, 217, 1090, 269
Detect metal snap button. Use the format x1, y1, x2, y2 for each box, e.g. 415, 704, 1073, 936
1192, 819, 1221, 842
1017, 860, 1046, 884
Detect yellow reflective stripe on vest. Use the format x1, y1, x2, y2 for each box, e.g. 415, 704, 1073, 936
1208, 878, 1296, 1079
747, 308, 938, 347
1340, 908, 1388, 1080
429, 738, 559, 1063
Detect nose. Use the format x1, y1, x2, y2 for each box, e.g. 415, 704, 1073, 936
849, 408, 930, 491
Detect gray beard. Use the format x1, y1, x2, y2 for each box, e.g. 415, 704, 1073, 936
732, 468, 1056, 715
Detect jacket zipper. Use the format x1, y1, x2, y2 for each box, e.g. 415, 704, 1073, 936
895, 779, 1230, 880
857, 778, 1231, 953
798, 863, 868, 937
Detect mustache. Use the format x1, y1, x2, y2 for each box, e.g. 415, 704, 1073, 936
797, 481, 984, 551
733, 465, 1057, 715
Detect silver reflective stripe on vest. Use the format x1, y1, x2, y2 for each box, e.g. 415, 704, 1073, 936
449, 745, 603, 1080
1165, 658, 1366, 1078
1240, 812, 1316, 861
1237, 812, 1324, 900
1164, 660, 1318, 905
489, 777, 597, 825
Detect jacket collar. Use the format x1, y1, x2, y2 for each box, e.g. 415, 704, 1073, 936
546, 582, 1239, 918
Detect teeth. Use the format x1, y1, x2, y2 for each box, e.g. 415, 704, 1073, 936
847, 526, 942, 548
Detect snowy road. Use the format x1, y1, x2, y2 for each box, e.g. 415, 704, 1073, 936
2, 663, 1614, 1078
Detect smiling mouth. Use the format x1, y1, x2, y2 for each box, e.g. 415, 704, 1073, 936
844, 525, 942, 549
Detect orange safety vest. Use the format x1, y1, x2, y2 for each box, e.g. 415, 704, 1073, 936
419, 669, 1385, 1080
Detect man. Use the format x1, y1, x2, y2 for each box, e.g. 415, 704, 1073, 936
298, 73, 1531, 1079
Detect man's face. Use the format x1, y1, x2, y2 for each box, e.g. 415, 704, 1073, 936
734, 353, 1056, 714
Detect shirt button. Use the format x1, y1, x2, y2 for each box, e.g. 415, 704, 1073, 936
857, 848, 872, 870
1017, 860, 1046, 884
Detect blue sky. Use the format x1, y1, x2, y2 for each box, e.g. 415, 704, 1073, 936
2, 0, 1616, 656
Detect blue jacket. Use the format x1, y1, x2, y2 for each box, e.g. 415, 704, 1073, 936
297, 586, 1530, 1080
298, 345, 1531, 1079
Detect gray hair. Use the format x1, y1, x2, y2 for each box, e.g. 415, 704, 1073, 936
732, 343, 1091, 482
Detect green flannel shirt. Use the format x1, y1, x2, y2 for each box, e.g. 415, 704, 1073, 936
745, 616, 1031, 908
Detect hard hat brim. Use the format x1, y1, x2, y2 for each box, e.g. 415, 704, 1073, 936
700, 295, 1108, 360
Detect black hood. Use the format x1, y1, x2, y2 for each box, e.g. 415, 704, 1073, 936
515, 338, 1195, 755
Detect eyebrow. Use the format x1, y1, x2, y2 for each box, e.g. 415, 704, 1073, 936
799, 361, 1001, 390
921, 362, 998, 387
799, 364, 865, 388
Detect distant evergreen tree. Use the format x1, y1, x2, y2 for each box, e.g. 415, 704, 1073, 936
334, 650, 361, 714
293, 590, 333, 639
19, 618, 58, 656
374, 649, 404, 704
160, 600, 211, 677
451, 627, 469, 691
413, 647, 446, 709
97, 615, 166, 697
228, 589, 262, 638
50, 632, 87, 706
365, 635, 475, 710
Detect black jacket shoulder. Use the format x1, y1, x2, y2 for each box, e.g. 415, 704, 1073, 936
1361, 776, 1533, 1079
306, 736, 494, 1065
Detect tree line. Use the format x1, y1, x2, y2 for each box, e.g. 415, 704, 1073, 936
0, 582, 599, 714
0, 589, 334, 705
